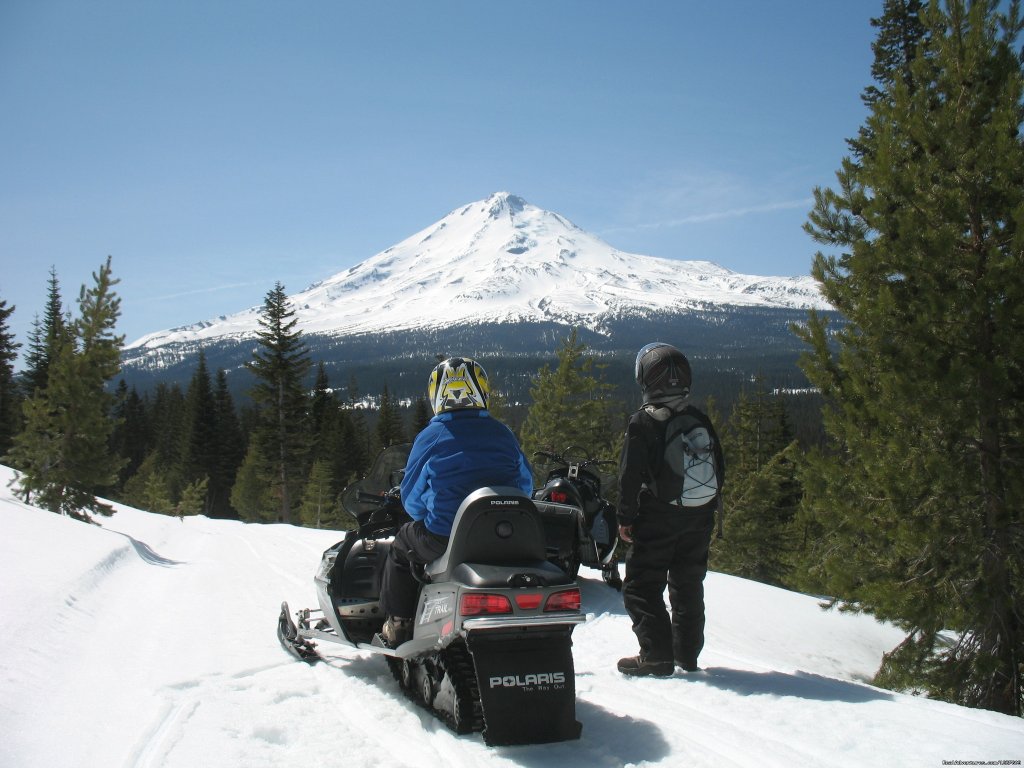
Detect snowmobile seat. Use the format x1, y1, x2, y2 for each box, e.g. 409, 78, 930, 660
448, 560, 574, 589
425, 487, 547, 583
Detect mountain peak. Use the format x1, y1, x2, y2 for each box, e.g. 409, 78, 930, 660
484, 191, 528, 219
126, 193, 829, 351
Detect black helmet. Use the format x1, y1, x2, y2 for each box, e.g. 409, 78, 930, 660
635, 342, 691, 402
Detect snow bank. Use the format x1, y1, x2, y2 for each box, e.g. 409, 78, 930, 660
1, 464, 1021, 768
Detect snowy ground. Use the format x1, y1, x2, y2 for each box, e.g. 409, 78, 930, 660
1, 464, 1022, 768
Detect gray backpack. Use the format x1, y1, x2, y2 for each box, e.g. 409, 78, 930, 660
662, 412, 719, 507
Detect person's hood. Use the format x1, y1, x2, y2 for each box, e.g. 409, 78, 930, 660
641, 394, 688, 421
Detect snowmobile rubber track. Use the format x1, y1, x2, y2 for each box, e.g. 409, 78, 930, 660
443, 641, 484, 734
387, 640, 483, 736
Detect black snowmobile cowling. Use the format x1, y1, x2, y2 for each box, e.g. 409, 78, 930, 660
278, 477, 586, 747
532, 449, 621, 588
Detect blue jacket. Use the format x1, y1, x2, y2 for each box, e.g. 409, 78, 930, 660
400, 409, 533, 537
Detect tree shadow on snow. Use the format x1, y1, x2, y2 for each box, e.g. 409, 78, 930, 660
698, 666, 893, 704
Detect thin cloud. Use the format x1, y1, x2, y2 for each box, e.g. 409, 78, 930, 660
602, 197, 814, 236
142, 281, 267, 302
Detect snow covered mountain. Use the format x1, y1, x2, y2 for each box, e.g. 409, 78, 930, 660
3, 463, 1022, 768
126, 192, 828, 353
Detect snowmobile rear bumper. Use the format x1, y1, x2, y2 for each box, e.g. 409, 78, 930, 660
462, 613, 586, 631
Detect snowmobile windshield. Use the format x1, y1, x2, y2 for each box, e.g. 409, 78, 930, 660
340, 443, 412, 518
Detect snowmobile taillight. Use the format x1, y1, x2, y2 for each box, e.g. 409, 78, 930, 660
460, 593, 513, 616
514, 593, 543, 610
550, 491, 569, 503
544, 588, 581, 612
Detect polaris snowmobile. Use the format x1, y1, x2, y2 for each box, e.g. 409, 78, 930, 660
277, 445, 585, 746
532, 448, 621, 589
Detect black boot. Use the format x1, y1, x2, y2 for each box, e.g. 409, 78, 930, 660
675, 656, 700, 672
617, 654, 673, 677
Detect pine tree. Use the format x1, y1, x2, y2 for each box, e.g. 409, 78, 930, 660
724, 377, 791, 476
411, 395, 432, 436
297, 458, 353, 529
21, 314, 43, 396
342, 374, 371, 479
328, 408, 364, 491
485, 386, 513, 426
307, 360, 336, 494
796, 0, 1024, 715
851, 0, 929, 158
147, 382, 186, 498
309, 362, 334, 461
175, 476, 209, 517
179, 351, 218, 513
712, 443, 801, 588
21, 267, 67, 397
7, 257, 126, 520
245, 282, 311, 523
376, 384, 406, 448
109, 380, 150, 489
712, 379, 801, 587
0, 298, 21, 456
230, 441, 275, 522
210, 369, 244, 518
306, 364, 367, 504
520, 329, 618, 468
121, 453, 174, 514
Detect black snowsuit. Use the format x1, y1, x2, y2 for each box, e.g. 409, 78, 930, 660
618, 400, 724, 668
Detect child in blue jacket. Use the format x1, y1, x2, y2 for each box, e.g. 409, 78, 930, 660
378, 357, 533, 646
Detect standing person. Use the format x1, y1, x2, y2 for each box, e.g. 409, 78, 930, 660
378, 356, 534, 647
616, 342, 725, 677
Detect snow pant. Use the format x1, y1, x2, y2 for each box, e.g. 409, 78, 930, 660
378, 520, 449, 619
622, 507, 715, 665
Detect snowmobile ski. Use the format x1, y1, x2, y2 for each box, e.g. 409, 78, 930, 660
277, 602, 321, 663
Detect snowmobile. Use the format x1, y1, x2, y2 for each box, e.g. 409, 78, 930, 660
277, 445, 586, 746
531, 448, 621, 589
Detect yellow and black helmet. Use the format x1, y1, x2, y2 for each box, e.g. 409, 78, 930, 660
427, 357, 490, 414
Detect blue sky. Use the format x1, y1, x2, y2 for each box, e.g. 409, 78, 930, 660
0, 1, 880, 354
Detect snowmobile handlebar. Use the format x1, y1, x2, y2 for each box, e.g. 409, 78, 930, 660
351, 487, 409, 537
356, 487, 402, 505
533, 451, 616, 471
